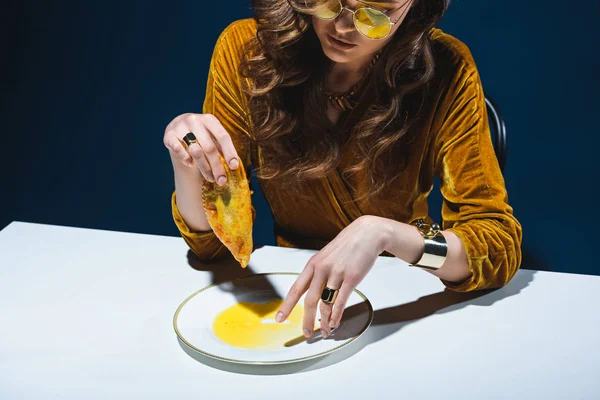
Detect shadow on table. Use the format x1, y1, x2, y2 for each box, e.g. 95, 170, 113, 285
186, 248, 286, 316
181, 250, 536, 375
320, 269, 536, 344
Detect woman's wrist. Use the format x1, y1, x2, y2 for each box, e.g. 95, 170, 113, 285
378, 216, 471, 282
376, 217, 424, 264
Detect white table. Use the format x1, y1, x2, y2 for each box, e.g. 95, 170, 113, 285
0, 221, 598, 399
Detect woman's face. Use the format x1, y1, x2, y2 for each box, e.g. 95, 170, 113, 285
312, 0, 413, 64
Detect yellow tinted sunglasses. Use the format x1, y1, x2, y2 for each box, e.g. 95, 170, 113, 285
300, 0, 411, 40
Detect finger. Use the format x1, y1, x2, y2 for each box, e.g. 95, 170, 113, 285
185, 137, 214, 182
276, 266, 314, 323
303, 270, 327, 338
202, 114, 240, 170
319, 274, 343, 338
164, 131, 194, 168
329, 282, 354, 329
187, 116, 227, 186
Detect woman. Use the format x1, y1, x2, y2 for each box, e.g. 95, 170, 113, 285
164, 0, 522, 339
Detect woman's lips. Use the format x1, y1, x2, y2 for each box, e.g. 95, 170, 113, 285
327, 34, 357, 50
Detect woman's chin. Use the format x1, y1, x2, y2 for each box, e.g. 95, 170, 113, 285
321, 45, 354, 63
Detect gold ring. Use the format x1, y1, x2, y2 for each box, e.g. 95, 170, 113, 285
182, 132, 198, 148
321, 287, 339, 304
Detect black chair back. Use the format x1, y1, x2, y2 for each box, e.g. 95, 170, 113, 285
485, 95, 507, 172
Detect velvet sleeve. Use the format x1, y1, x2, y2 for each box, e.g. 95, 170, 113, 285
434, 66, 523, 292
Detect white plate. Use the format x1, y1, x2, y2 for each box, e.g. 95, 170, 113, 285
173, 273, 373, 365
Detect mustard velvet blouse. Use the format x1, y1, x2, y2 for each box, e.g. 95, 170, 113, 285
171, 18, 523, 292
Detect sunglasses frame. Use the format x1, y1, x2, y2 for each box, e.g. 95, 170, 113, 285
308, 0, 412, 40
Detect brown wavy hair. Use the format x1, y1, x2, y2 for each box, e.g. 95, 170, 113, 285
240, 0, 450, 200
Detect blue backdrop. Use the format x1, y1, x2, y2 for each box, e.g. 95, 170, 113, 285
1, 0, 598, 275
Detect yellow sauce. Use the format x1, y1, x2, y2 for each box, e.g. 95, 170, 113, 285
213, 300, 309, 350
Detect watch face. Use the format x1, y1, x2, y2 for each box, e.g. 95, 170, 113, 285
414, 219, 440, 239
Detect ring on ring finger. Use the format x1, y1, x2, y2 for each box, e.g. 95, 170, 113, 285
321, 287, 339, 304
182, 132, 198, 149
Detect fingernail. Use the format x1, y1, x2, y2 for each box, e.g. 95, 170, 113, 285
329, 320, 336, 328
322, 329, 329, 337
207, 174, 215, 182
229, 158, 239, 169
275, 312, 283, 323
217, 176, 226, 186
303, 328, 312, 337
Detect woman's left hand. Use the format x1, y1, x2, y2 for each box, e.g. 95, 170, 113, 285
275, 215, 388, 338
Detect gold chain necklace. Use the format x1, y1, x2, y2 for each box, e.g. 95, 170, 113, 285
322, 52, 381, 112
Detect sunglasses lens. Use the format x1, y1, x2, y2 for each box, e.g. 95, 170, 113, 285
354, 8, 391, 39
312, 0, 342, 19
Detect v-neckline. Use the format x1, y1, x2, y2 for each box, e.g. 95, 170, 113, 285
318, 73, 378, 224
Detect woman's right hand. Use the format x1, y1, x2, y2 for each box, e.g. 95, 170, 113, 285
163, 113, 240, 186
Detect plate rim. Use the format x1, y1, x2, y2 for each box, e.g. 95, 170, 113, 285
173, 272, 374, 365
